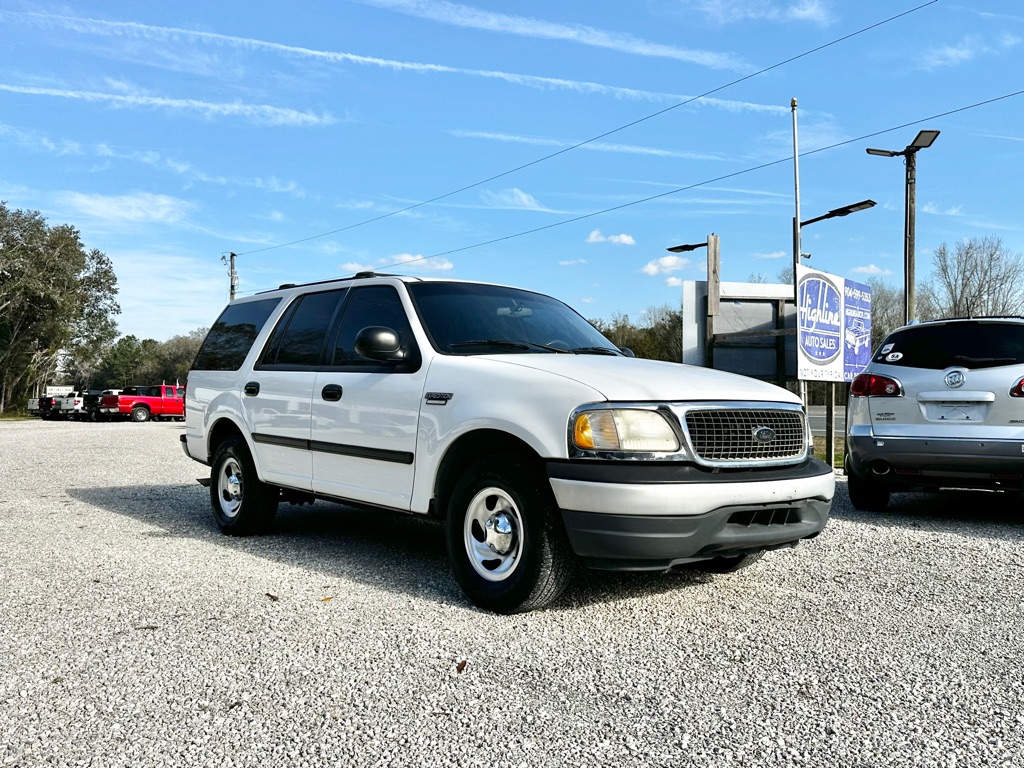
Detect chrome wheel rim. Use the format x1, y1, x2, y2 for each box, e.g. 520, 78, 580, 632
216, 458, 243, 518
463, 486, 523, 582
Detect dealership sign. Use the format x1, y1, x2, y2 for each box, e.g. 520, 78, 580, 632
796, 264, 872, 382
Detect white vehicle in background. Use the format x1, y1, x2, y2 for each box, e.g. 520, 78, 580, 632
54, 391, 86, 419
182, 273, 835, 613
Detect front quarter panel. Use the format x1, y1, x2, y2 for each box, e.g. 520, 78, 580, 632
410, 356, 603, 513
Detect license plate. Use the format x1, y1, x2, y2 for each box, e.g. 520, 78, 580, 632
925, 402, 986, 421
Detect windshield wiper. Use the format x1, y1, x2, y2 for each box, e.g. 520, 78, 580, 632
448, 339, 570, 353
569, 346, 621, 356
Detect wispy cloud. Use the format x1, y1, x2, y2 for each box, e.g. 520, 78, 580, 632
754, 250, 787, 260
6, 12, 792, 114
480, 188, 552, 212
2, 126, 307, 197
920, 203, 964, 216
55, 191, 194, 224
559, 259, 587, 266
643, 255, 689, 276
676, 0, 834, 25
586, 229, 636, 246
356, 0, 749, 70
851, 264, 892, 275
917, 33, 1020, 70
344, 254, 454, 272
0, 83, 333, 126
666, 277, 684, 287
451, 130, 727, 161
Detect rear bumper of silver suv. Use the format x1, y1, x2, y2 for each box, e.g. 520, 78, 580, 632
846, 428, 1024, 491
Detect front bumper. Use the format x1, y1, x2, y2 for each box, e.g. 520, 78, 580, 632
547, 459, 834, 570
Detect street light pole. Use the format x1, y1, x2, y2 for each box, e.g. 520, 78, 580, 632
667, 235, 719, 367
866, 129, 939, 325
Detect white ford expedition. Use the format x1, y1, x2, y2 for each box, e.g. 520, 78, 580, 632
182, 274, 834, 613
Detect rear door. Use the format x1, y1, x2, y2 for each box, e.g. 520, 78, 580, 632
311, 284, 426, 510
243, 288, 347, 491
868, 321, 1024, 439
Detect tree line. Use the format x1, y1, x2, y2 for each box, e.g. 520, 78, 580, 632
3, 201, 1022, 412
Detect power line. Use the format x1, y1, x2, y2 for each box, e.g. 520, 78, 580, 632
236, 0, 939, 257
382, 90, 1024, 267
230, 88, 1023, 296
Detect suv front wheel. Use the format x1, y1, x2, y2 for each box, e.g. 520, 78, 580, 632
446, 455, 574, 614
210, 436, 279, 535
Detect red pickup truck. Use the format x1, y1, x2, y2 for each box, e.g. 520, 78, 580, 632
99, 385, 185, 422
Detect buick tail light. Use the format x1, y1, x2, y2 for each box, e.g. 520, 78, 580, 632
1010, 377, 1024, 398
850, 373, 903, 397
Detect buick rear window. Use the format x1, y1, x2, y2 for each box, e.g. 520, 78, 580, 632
874, 322, 1024, 369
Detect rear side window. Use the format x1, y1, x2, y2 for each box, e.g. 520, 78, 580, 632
192, 298, 282, 371
259, 289, 346, 368
876, 322, 1024, 369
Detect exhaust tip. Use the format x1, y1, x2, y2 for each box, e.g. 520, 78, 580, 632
871, 461, 891, 476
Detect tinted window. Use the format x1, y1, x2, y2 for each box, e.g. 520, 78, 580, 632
260, 289, 345, 368
333, 286, 413, 365
408, 282, 618, 354
192, 298, 281, 371
875, 322, 1024, 369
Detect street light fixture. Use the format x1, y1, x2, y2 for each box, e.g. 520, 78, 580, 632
667, 241, 707, 253
799, 199, 876, 228
866, 129, 940, 324
793, 199, 877, 283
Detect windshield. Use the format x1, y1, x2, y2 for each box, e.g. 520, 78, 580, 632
875, 321, 1024, 369
407, 282, 621, 355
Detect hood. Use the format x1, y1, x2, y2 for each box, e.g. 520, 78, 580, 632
489, 355, 800, 404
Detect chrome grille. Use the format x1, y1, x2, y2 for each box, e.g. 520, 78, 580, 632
684, 409, 805, 463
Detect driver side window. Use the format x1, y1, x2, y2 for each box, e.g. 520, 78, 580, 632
332, 286, 417, 368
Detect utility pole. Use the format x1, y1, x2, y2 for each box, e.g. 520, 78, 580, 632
222, 252, 239, 300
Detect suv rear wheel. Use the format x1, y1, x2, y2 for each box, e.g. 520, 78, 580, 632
446, 455, 574, 614
847, 464, 890, 512
210, 436, 279, 535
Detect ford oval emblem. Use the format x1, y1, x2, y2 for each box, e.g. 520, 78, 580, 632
752, 426, 776, 443
945, 371, 965, 389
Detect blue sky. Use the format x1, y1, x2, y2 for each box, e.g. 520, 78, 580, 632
1, 1, 1021, 341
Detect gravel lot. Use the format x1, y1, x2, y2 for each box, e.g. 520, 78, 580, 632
1, 419, 1022, 767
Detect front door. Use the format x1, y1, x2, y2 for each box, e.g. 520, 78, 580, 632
311, 285, 425, 510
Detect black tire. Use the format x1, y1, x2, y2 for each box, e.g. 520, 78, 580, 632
209, 436, 279, 536
847, 466, 890, 512
689, 550, 765, 574
446, 455, 575, 614
131, 406, 150, 423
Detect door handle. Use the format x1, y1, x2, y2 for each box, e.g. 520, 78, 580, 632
321, 384, 343, 402
244, 382, 260, 396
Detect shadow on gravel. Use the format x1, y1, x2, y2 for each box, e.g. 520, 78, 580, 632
832, 478, 1024, 541
67, 484, 716, 613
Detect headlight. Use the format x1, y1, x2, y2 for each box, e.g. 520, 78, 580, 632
572, 409, 679, 452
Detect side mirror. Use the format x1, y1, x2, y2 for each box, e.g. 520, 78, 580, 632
618, 347, 635, 357
354, 326, 406, 362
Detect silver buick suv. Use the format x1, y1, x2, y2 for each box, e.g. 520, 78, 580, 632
845, 317, 1024, 511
